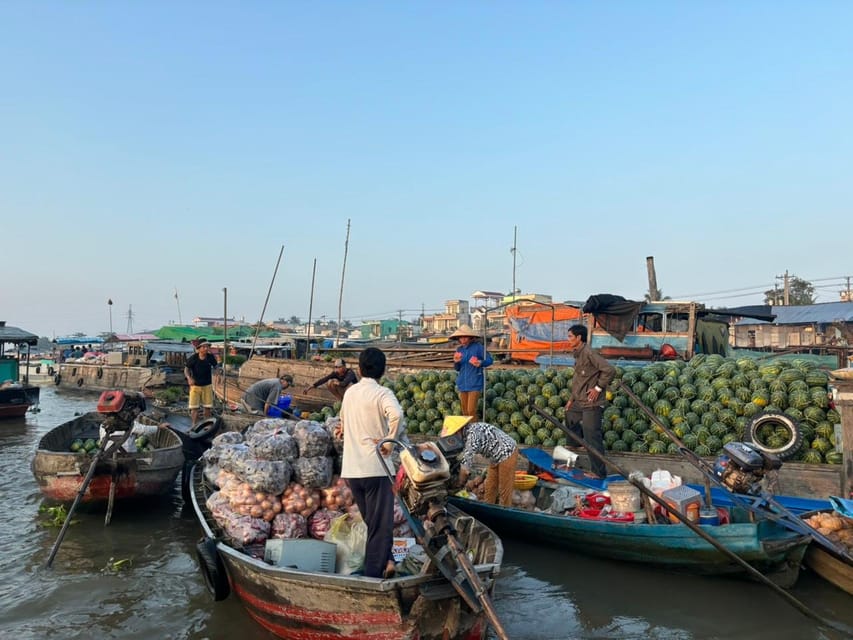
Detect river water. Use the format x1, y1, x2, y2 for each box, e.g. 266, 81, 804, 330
1, 388, 851, 640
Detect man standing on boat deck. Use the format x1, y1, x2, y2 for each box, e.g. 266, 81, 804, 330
564, 324, 615, 479
184, 338, 220, 425
305, 358, 358, 401
338, 347, 402, 578
451, 325, 493, 419
241, 375, 293, 416
440, 416, 518, 507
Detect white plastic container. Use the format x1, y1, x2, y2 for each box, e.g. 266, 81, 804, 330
607, 481, 641, 512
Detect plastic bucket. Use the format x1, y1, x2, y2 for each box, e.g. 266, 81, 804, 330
699, 508, 720, 526
608, 482, 641, 513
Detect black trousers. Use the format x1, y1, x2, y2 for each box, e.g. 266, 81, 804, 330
565, 405, 607, 478
347, 476, 394, 578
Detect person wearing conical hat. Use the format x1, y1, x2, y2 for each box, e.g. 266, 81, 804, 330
440, 415, 518, 507
450, 324, 493, 419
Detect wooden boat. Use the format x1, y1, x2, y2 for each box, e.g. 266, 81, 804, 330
213, 368, 330, 419
188, 464, 504, 640
800, 509, 853, 595
0, 321, 40, 418
31, 412, 184, 503
449, 483, 810, 588
55, 361, 185, 396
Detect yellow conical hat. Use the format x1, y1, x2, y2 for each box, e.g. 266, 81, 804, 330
441, 415, 474, 437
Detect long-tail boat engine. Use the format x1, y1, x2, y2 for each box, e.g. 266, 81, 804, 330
713, 441, 782, 495
95, 390, 147, 451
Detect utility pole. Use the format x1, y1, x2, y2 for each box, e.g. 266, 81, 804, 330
126, 304, 134, 334
784, 270, 790, 306
108, 298, 113, 334
398, 309, 404, 343
846, 276, 852, 302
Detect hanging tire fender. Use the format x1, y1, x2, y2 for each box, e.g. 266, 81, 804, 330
96, 367, 104, 379
76, 377, 85, 387
195, 537, 230, 601
744, 411, 804, 461
188, 417, 221, 442
54, 373, 62, 386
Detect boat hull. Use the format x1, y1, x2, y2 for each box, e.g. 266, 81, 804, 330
0, 385, 39, 419
804, 546, 853, 595
31, 412, 184, 503
449, 495, 809, 587
190, 466, 502, 640
56, 362, 182, 395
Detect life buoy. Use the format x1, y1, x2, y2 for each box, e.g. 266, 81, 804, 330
96, 367, 104, 379
745, 411, 804, 461
76, 377, 85, 387
54, 373, 62, 385
195, 537, 230, 601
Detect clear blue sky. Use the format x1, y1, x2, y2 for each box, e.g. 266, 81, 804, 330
2, 2, 851, 338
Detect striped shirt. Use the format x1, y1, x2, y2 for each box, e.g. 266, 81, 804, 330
459, 422, 517, 468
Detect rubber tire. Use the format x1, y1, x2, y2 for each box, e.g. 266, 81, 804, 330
54, 373, 62, 386
188, 417, 221, 442
96, 367, 103, 379
76, 377, 85, 387
195, 537, 230, 601
744, 411, 804, 461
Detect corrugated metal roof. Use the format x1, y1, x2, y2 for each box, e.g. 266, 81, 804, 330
0, 323, 39, 344
735, 301, 853, 325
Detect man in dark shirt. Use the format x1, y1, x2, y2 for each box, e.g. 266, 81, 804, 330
564, 324, 616, 479
440, 415, 518, 506
184, 338, 220, 425
304, 358, 358, 401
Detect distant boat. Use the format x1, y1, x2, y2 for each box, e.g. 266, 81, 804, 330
0, 321, 41, 418
56, 339, 194, 395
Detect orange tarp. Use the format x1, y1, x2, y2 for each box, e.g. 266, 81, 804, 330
505, 304, 583, 362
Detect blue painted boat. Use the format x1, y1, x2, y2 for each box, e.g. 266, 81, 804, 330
448, 484, 810, 588
520, 447, 832, 515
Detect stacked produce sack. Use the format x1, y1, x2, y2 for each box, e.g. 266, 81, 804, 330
202, 417, 360, 547
384, 354, 838, 464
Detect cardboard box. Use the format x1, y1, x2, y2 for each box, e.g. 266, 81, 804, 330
392, 537, 417, 562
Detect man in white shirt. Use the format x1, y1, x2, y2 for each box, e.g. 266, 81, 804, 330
340, 347, 403, 578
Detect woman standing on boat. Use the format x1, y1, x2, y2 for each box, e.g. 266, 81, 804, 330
451, 325, 493, 419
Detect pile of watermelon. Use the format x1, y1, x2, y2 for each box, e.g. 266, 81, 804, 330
380, 353, 841, 465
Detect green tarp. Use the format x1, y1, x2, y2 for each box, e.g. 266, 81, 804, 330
153, 326, 278, 341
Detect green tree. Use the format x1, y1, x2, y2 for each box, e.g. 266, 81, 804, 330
644, 288, 671, 302
763, 276, 816, 305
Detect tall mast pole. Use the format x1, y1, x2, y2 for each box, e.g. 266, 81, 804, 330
306, 258, 317, 360
511, 226, 517, 301
336, 219, 351, 347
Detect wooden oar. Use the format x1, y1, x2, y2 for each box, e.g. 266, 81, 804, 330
46, 427, 129, 568
530, 403, 852, 635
